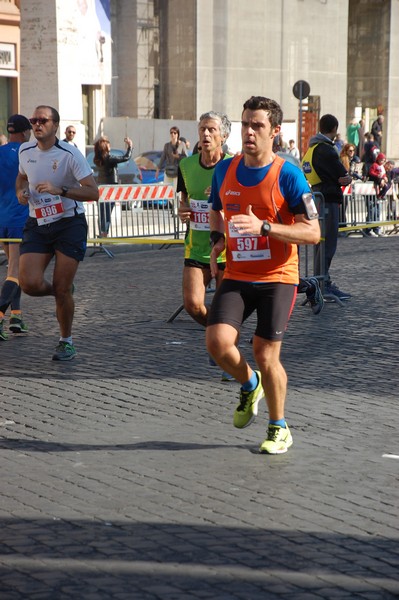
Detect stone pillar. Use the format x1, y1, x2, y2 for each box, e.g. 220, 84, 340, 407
20, 1, 82, 115
19, 0, 95, 149
387, 0, 399, 158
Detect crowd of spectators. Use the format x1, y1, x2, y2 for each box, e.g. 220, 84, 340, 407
329, 115, 399, 238
333, 115, 398, 191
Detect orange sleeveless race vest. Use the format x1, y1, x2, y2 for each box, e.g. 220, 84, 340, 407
220, 155, 299, 284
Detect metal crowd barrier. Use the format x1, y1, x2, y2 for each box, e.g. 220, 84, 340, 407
299, 191, 327, 294
340, 181, 399, 236
86, 184, 185, 245
0, 184, 186, 260
1, 182, 398, 262
90, 181, 399, 251
301, 191, 364, 305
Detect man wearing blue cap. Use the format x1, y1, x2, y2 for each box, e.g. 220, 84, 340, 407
0, 114, 32, 340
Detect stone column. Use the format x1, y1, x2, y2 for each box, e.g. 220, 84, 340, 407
19, 0, 92, 149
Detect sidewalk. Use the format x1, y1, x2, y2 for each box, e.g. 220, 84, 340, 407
0, 236, 398, 599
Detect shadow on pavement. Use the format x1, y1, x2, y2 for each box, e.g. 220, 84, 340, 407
1, 518, 398, 598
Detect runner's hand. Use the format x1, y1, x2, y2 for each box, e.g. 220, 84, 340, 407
178, 199, 191, 224
230, 204, 262, 235
17, 190, 30, 205
35, 182, 61, 195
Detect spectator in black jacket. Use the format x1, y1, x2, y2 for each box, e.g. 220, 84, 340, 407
371, 115, 384, 149
302, 114, 352, 300
93, 136, 133, 236
361, 132, 378, 178
385, 161, 399, 221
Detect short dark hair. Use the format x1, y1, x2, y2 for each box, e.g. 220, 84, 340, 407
319, 114, 338, 134
242, 96, 283, 128
35, 105, 60, 124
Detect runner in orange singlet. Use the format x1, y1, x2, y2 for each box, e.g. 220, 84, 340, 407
206, 96, 320, 454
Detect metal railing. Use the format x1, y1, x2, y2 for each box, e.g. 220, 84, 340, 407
89, 182, 399, 244
299, 191, 325, 281
340, 181, 399, 235
1, 182, 398, 259
86, 183, 186, 242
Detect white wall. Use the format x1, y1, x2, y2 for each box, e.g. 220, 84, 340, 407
101, 117, 200, 156
197, 0, 348, 130
99, 117, 298, 157
388, 1, 399, 158
19, 0, 109, 154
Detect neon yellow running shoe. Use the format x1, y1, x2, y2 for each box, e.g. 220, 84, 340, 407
259, 424, 293, 454
233, 370, 264, 428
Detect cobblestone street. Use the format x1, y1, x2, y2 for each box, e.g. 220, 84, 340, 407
1, 236, 398, 599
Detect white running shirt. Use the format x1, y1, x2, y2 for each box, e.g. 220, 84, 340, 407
18, 139, 93, 220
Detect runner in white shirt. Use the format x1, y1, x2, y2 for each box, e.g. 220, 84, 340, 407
16, 105, 99, 361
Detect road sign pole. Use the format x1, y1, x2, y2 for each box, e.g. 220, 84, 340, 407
299, 81, 303, 159
293, 79, 310, 161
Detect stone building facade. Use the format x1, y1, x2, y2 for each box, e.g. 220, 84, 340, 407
1, 0, 397, 156
0, 0, 21, 136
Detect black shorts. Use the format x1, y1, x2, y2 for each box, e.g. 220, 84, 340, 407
20, 214, 88, 262
184, 258, 225, 270
207, 279, 297, 341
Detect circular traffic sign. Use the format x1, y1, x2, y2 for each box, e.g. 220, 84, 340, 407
293, 80, 310, 100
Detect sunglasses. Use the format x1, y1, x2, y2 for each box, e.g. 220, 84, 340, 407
29, 118, 53, 125
67, 130, 76, 134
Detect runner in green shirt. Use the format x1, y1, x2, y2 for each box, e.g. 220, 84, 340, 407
177, 111, 233, 381
177, 111, 231, 327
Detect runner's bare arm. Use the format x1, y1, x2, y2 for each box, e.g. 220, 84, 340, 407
230, 205, 320, 245
16, 172, 30, 205
178, 191, 191, 223
209, 208, 226, 278
209, 207, 225, 235
35, 174, 99, 202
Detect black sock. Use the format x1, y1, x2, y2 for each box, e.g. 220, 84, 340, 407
10, 286, 21, 312
0, 278, 19, 314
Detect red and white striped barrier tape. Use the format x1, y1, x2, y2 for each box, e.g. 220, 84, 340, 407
342, 183, 377, 196
341, 185, 352, 195
98, 184, 175, 202
353, 181, 376, 196
352, 182, 376, 195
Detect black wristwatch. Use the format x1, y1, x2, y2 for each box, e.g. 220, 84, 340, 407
61, 186, 69, 197
260, 221, 271, 236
